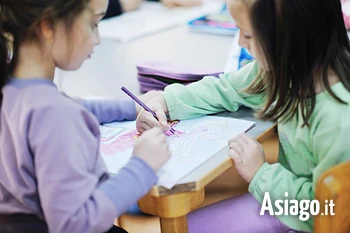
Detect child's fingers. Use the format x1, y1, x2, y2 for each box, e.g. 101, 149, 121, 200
154, 110, 168, 127
145, 90, 163, 99
138, 127, 147, 134
240, 133, 258, 145
239, 133, 263, 153
174, 0, 200, 7
173, 0, 187, 6
145, 127, 163, 137
229, 141, 243, 154
151, 127, 165, 137
136, 121, 148, 133
162, 124, 171, 132
235, 133, 250, 147
144, 112, 162, 127
161, 0, 176, 8
227, 135, 240, 144
187, 0, 201, 7
157, 133, 168, 143
228, 133, 253, 148
139, 122, 152, 131
229, 149, 243, 165
191, 0, 202, 6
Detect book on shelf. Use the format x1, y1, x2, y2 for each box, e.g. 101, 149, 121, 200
187, 4, 238, 36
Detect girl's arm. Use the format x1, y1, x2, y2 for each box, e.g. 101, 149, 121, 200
75, 91, 162, 124
248, 121, 350, 232
29, 104, 157, 233
135, 61, 266, 133
76, 97, 137, 123
162, 61, 266, 120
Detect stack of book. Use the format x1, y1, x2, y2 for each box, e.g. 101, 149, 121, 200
136, 61, 223, 92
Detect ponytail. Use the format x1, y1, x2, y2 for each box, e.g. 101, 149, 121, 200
0, 4, 9, 104
0, 33, 9, 104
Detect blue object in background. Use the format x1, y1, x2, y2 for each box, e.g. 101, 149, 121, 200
187, 3, 238, 36
128, 203, 142, 214
238, 48, 254, 70
127, 203, 150, 216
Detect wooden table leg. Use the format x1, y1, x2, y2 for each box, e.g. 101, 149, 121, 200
138, 188, 205, 233
160, 216, 188, 233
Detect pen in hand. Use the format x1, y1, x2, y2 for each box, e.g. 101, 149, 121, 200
121, 86, 177, 135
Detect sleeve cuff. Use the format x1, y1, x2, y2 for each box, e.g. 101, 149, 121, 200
128, 156, 159, 183
94, 190, 119, 232
98, 156, 158, 216
79, 98, 137, 123
163, 86, 183, 120
248, 162, 270, 197
115, 98, 137, 121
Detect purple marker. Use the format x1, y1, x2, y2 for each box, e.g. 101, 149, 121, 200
121, 86, 177, 135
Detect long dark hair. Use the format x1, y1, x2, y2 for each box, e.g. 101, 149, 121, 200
0, 0, 90, 103
246, 0, 350, 126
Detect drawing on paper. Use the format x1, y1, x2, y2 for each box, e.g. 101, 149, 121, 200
99, 116, 255, 189
168, 119, 226, 157
156, 118, 232, 187
99, 120, 182, 156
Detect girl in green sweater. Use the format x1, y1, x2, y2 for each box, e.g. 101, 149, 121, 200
136, 0, 350, 232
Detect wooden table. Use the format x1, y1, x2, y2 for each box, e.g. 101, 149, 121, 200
137, 109, 277, 233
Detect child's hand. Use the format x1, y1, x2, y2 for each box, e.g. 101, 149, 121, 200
119, 0, 142, 12
136, 95, 170, 133
135, 90, 163, 115
133, 127, 171, 171
228, 133, 265, 183
161, 0, 202, 8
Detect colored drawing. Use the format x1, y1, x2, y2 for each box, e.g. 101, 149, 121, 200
99, 116, 255, 189
100, 120, 183, 156
100, 130, 140, 155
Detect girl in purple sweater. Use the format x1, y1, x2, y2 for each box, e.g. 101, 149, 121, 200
0, 0, 171, 232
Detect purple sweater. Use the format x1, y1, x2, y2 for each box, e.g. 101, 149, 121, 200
0, 78, 158, 233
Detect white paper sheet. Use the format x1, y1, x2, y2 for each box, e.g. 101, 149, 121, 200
100, 115, 255, 189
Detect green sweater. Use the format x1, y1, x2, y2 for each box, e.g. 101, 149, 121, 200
163, 61, 350, 232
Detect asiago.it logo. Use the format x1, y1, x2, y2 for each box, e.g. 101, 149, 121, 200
260, 192, 335, 221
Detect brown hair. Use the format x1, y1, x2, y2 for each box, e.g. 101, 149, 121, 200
0, 0, 90, 102
245, 0, 350, 126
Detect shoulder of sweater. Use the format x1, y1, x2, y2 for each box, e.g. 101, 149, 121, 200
20, 85, 83, 113
3, 84, 94, 124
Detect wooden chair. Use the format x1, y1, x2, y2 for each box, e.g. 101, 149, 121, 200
314, 160, 350, 233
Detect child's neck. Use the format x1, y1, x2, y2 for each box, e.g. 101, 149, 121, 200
12, 41, 55, 81
314, 68, 339, 94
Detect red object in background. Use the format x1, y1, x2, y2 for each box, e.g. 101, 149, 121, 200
342, 0, 350, 29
